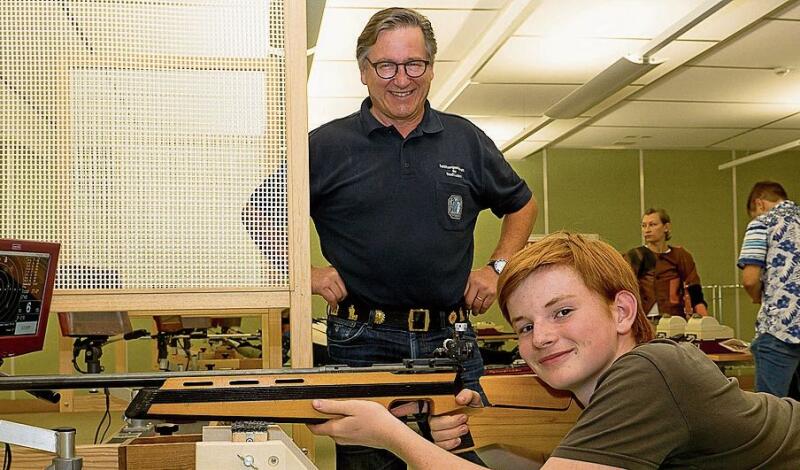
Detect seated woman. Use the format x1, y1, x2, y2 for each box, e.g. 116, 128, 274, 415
308, 232, 800, 469
625, 208, 708, 321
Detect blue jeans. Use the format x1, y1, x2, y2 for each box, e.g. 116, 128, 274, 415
751, 333, 800, 397
326, 315, 486, 470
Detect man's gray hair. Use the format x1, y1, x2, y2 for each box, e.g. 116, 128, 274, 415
356, 7, 437, 69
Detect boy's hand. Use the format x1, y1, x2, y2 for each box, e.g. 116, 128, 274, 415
307, 399, 407, 448
430, 389, 483, 450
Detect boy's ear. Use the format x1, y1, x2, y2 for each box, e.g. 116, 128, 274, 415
611, 290, 638, 335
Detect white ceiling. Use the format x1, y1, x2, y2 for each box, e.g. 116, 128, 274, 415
308, 0, 800, 158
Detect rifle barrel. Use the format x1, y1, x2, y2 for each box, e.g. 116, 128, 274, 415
0, 359, 457, 391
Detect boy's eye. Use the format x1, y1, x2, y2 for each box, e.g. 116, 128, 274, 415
517, 323, 533, 335
555, 308, 573, 318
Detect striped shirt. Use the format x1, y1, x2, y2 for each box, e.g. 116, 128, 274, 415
738, 200, 800, 343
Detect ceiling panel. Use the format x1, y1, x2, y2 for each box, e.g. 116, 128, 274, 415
557, 126, 743, 148
766, 112, 800, 128
694, 19, 800, 68
314, 8, 498, 62
504, 140, 549, 160
529, 118, 590, 140
711, 128, 800, 150
475, 36, 648, 83
773, 1, 800, 19
635, 66, 800, 103
682, 0, 793, 40
516, 0, 708, 39
593, 101, 800, 128
446, 83, 578, 116
464, 116, 538, 147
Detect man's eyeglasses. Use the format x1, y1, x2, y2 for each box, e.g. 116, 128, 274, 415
366, 58, 430, 79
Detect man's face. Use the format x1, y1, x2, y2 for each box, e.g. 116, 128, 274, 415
641, 213, 669, 244
507, 265, 631, 401
360, 26, 433, 128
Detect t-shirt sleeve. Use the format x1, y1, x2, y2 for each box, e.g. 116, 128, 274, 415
551, 354, 690, 470
737, 218, 768, 269
474, 129, 532, 217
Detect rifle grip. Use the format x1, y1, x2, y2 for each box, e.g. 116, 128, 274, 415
452, 429, 476, 453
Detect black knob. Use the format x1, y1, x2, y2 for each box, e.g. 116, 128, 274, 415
155, 423, 179, 436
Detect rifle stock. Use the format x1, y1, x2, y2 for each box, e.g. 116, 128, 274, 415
0, 361, 580, 457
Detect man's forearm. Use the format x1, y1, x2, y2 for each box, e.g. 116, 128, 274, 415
744, 282, 762, 304
489, 196, 537, 260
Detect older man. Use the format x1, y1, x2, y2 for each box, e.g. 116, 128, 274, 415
307, 7, 536, 468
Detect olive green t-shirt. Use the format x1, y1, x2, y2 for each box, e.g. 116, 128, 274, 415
552, 340, 800, 469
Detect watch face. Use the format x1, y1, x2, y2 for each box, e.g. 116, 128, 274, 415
493, 259, 508, 274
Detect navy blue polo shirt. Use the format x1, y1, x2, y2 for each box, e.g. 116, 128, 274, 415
309, 98, 532, 309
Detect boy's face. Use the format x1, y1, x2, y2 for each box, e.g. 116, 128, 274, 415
507, 265, 636, 403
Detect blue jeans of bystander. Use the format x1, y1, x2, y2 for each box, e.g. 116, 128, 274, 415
751, 332, 800, 397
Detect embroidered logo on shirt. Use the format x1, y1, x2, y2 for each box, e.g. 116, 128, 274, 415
439, 164, 465, 179
447, 195, 463, 220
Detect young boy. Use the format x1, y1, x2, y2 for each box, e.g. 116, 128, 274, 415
309, 232, 800, 468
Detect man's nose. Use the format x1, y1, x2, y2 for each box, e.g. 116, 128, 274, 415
392, 67, 412, 85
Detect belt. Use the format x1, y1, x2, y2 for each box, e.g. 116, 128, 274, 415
329, 303, 470, 332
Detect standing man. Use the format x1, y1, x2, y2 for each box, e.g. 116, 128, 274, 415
308, 7, 536, 468
738, 181, 800, 397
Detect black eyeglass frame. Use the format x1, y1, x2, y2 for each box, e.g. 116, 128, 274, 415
365, 58, 431, 79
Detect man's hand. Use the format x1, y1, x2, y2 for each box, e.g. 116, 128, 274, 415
430, 389, 482, 450
311, 266, 347, 309
464, 266, 498, 314
308, 399, 409, 448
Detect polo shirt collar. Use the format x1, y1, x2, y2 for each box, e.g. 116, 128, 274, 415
359, 97, 444, 136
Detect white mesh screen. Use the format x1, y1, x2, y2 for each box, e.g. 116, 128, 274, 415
1, 0, 289, 290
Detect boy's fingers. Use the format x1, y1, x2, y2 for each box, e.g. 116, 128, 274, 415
456, 389, 483, 407
435, 437, 462, 451
312, 398, 350, 416
429, 414, 467, 432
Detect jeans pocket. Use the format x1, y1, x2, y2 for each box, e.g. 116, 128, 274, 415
327, 316, 367, 345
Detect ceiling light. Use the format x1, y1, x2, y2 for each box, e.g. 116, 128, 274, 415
718, 139, 800, 170
544, 55, 662, 119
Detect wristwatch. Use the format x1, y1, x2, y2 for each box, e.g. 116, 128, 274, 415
487, 259, 508, 275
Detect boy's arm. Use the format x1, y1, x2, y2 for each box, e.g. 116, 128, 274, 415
741, 265, 763, 303
308, 399, 486, 469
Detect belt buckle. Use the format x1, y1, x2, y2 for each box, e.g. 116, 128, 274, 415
408, 309, 430, 332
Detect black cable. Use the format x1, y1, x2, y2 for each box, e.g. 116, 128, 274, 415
4, 442, 11, 470
99, 388, 112, 443
93, 387, 111, 444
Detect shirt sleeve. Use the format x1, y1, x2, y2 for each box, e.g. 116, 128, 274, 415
737, 218, 768, 269
474, 127, 532, 217
551, 354, 689, 470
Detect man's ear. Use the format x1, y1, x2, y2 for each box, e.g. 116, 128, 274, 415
360, 65, 368, 85
611, 290, 638, 335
